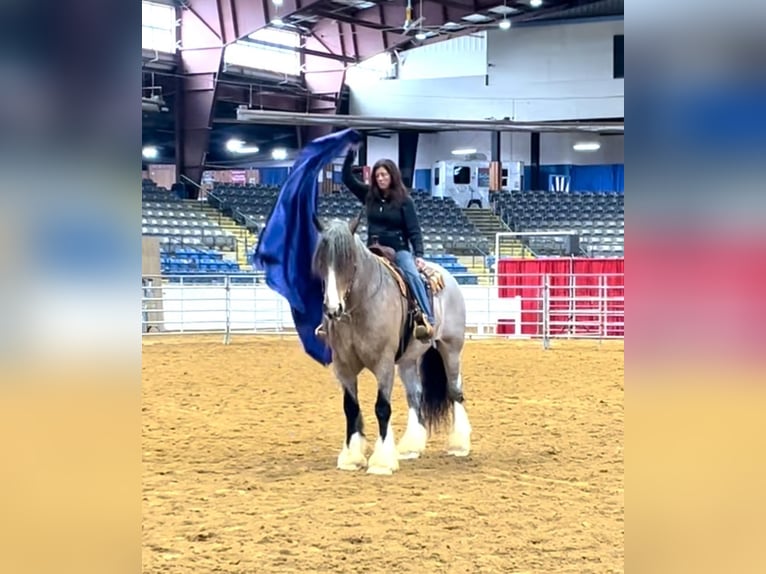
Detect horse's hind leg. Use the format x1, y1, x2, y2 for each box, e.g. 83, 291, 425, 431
395, 360, 428, 460
366, 360, 400, 475
334, 365, 367, 471
437, 341, 472, 457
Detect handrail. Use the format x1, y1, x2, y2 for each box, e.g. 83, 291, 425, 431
179, 174, 203, 191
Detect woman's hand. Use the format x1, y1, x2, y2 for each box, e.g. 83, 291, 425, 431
415, 257, 426, 270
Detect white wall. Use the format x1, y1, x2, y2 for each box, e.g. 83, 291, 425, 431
487, 20, 624, 121
366, 133, 399, 164
349, 19, 623, 122
397, 32, 487, 80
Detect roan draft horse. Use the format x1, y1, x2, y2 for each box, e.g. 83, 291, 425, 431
311, 212, 472, 475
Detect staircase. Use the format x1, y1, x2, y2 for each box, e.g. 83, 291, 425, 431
456, 255, 490, 286
184, 201, 258, 271
461, 208, 530, 258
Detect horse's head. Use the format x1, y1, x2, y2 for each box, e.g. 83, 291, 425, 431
312, 210, 363, 320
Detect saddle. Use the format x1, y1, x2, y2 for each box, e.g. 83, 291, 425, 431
368, 242, 446, 297
368, 240, 446, 360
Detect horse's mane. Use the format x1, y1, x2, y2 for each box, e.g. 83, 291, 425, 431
312, 220, 363, 287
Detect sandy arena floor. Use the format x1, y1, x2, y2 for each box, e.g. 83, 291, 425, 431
142, 335, 624, 573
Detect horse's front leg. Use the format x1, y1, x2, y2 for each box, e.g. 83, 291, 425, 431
396, 360, 428, 460
366, 360, 400, 475
334, 366, 367, 471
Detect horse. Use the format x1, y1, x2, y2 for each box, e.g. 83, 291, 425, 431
311, 213, 472, 475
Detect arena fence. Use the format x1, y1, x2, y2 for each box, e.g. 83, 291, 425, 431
142, 270, 624, 348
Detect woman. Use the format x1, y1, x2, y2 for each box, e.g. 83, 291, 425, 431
317, 150, 435, 341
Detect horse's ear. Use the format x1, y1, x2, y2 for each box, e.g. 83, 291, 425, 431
312, 213, 324, 232
349, 208, 364, 235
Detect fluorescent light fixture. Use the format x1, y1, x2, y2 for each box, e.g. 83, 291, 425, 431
226, 138, 245, 152
499, 19, 511, 30
530, 0, 543, 7
142, 146, 158, 160
226, 139, 259, 154
271, 148, 288, 160
573, 142, 601, 152
451, 148, 477, 155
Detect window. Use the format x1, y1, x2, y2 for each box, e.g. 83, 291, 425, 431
453, 166, 471, 184
345, 52, 395, 86
434, 167, 440, 186
224, 27, 301, 76
142, 1, 176, 53
613, 34, 624, 79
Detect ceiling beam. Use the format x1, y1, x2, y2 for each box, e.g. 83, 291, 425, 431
232, 108, 624, 133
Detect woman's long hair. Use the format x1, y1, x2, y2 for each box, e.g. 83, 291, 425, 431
368, 159, 409, 206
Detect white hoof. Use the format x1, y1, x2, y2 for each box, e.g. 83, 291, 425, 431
396, 410, 428, 460
447, 402, 472, 457
366, 427, 400, 475
337, 432, 367, 471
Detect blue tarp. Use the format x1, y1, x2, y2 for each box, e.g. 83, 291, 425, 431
253, 128, 363, 366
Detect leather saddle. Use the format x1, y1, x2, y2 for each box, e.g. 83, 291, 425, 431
368, 239, 445, 315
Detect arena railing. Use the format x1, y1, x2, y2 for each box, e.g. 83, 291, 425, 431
141, 271, 624, 348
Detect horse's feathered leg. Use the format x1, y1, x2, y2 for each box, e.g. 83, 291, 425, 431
395, 360, 428, 460
437, 340, 472, 457
334, 366, 367, 471
366, 361, 400, 475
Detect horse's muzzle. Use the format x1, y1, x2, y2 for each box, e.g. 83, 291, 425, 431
323, 303, 344, 320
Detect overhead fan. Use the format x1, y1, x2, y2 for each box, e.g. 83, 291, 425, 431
378, 0, 527, 41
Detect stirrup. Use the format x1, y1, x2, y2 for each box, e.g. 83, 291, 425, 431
414, 317, 433, 341
315, 323, 327, 339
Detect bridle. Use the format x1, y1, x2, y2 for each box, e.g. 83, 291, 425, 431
322, 252, 386, 322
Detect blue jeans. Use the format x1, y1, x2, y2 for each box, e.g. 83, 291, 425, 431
395, 250, 434, 324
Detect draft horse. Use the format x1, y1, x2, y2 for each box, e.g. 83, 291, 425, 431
311, 213, 472, 475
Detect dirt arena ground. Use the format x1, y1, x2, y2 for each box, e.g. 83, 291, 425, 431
142, 335, 624, 573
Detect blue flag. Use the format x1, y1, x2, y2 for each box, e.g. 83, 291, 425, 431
253, 128, 363, 365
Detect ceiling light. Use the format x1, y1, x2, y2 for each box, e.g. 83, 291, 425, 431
415, 31, 427, 41
225, 138, 244, 152
499, 19, 511, 30
142, 146, 158, 160
573, 142, 601, 152
530, 0, 543, 7
271, 148, 288, 160
451, 148, 477, 155
272, 17, 284, 27
272, 0, 283, 5
226, 139, 259, 154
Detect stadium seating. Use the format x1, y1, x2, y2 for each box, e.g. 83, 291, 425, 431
206, 183, 483, 284
492, 189, 624, 257
142, 181, 242, 274
208, 183, 489, 255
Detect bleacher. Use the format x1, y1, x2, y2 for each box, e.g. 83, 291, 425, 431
207, 183, 482, 283
208, 183, 488, 253
142, 183, 238, 251
160, 246, 240, 274
142, 180, 242, 275
493, 189, 624, 257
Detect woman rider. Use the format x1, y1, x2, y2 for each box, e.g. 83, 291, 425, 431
316, 150, 435, 341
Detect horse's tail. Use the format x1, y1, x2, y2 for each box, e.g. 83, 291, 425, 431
419, 346, 452, 432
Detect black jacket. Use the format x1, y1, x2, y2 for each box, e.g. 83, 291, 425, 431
341, 152, 425, 258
